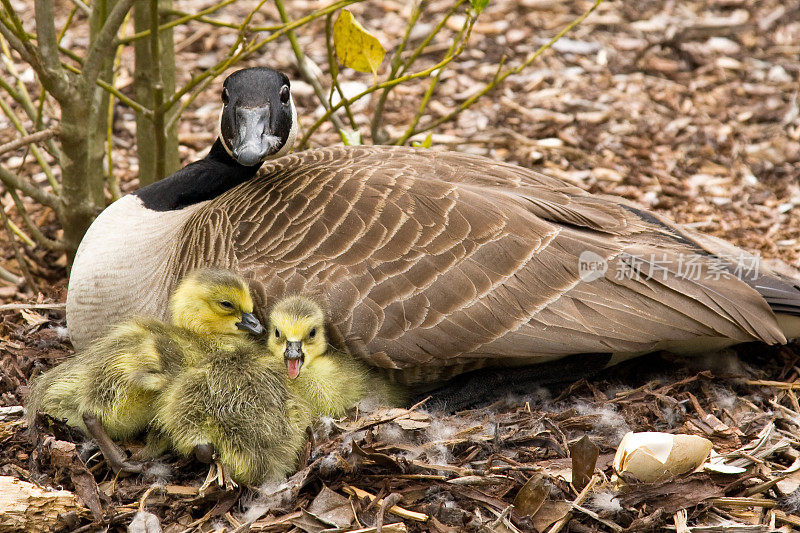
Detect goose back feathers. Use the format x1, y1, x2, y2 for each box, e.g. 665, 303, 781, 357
68, 146, 800, 385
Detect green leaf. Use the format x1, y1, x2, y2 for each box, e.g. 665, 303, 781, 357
339, 129, 362, 146
470, 0, 490, 15
333, 10, 386, 82
411, 132, 433, 148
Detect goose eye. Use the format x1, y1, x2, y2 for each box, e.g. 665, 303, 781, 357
221, 87, 230, 104
279, 85, 290, 104
220, 301, 234, 310
274, 329, 281, 338
309, 328, 316, 338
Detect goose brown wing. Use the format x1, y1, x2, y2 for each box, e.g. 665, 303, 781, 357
184, 146, 788, 384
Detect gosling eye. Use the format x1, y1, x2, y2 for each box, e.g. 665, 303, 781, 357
274, 329, 281, 339
220, 301, 234, 310
279, 85, 290, 105
308, 328, 316, 339
221, 87, 230, 104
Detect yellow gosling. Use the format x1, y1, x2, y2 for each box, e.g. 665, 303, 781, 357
26, 269, 263, 462
267, 295, 404, 418
155, 341, 312, 485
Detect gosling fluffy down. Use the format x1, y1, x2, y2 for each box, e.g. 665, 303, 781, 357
26, 269, 262, 441
267, 295, 404, 418
155, 340, 312, 485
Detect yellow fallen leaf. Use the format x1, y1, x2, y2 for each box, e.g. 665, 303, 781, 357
333, 10, 385, 81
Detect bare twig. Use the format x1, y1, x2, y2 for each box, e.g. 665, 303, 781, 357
119, 0, 236, 43
5, 187, 68, 251
324, 13, 358, 131
165, 0, 365, 123
546, 474, 599, 533
370, 0, 426, 143
0, 199, 36, 290
0, 165, 58, 209
274, 0, 347, 132
0, 303, 66, 311
395, 8, 475, 145
32, 0, 70, 99
0, 128, 60, 158
298, 35, 471, 148
65, 0, 91, 16
414, 0, 604, 137
82, 0, 134, 87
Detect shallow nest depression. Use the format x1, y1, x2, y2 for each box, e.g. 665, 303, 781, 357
2, 0, 800, 530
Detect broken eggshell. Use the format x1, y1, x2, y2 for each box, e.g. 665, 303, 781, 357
613, 432, 713, 483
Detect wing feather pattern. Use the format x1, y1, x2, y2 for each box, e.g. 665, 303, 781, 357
174, 146, 797, 384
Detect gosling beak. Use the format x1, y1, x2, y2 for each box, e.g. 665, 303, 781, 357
231, 107, 280, 166
284, 340, 304, 379
236, 312, 264, 335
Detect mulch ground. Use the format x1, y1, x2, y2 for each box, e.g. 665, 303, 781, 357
2, 0, 800, 530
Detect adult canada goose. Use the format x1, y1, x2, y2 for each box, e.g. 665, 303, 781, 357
67, 70, 800, 389
27, 269, 264, 472
267, 295, 403, 416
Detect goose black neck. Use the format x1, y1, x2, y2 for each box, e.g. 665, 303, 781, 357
133, 139, 262, 211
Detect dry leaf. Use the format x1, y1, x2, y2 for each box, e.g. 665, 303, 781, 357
333, 10, 385, 81
513, 473, 548, 516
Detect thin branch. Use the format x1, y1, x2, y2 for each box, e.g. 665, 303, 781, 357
0, 164, 58, 209
32, 0, 66, 82
0, 128, 60, 157
324, 12, 357, 130
274, 0, 348, 133
65, 0, 91, 16
413, 0, 604, 137
83, 0, 134, 86
0, 265, 23, 285
0, 197, 36, 290
395, 10, 474, 145
98, 78, 151, 116
149, 0, 167, 181
0, 15, 38, 71
6, 187, 68, 251
370, 0, 426, 143
0, 302, 66, 311
397, 0, 466, 78
120, 0, 237, 43
0, 98, 59, 193
298, 26, 474, 148
165, 0, 364, 118
0, 0, 32, 50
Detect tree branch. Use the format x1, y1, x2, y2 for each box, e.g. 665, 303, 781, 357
370, 0, 426, 143
120, 0, 236, 43
0, 14, 38, 70
412, 0, 604, 137
0, 127, 60, 157
6, 187, 68, 251
395, 9, 474, 145
165, 0, 364, 115
83, 0, 134, 86
0, 164, 59, 209
32, 0, 67, 84
274, 0, 347, 132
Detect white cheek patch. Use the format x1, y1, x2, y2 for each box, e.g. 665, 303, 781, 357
270, 97, 297, 159
218, 106, 236, 159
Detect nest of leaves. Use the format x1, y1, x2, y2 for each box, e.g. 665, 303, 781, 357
4, 309, 800, 532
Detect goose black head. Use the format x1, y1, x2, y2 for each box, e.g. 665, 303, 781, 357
218, 67, 297, 166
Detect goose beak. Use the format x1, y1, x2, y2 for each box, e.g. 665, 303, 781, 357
236, 312, 264, 335
231, 107, 280, 166
284, 340, 304, 379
